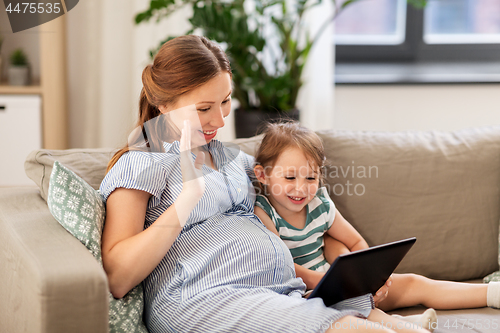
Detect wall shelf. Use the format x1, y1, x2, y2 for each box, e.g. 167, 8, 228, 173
0, 17, 68, 149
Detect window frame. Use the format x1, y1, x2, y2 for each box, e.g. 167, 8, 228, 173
335, 4, 500, 63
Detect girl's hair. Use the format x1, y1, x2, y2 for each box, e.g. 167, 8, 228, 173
106, 35, 232, 172
254, 121, 326, 189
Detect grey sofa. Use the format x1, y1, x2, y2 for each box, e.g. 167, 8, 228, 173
1, 127, 500, 333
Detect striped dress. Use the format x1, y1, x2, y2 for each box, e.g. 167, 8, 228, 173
255, 187, 335, 273
100, 139, 373, 333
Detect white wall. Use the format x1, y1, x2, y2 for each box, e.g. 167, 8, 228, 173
334, 84, 500, 131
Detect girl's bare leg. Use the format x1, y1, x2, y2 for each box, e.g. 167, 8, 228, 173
377, 274, 488, 311
323, 236, 488, 311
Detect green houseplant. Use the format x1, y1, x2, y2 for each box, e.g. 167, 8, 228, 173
8, 48, 30, 86
135, 0, 427, 137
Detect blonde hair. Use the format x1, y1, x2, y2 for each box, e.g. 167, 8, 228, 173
254, 121, 326, 191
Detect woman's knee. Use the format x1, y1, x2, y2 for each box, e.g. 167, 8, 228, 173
325, 316, 395, 333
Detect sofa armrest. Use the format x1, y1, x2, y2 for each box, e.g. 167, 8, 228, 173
0, 187, 109, 333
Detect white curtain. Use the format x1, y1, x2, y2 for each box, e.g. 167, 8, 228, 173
66, 0, 192, 149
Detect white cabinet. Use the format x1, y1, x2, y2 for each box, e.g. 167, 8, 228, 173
0, 95, 42, 186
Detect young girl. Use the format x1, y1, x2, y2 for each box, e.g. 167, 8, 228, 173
252, 121, 500, 316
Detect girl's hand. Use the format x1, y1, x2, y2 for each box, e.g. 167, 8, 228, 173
373, 274, 393, 307
179, 119, 205, 199
294, 263, 325, 291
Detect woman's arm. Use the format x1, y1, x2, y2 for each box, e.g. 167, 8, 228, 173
102, 120, 205, 299
102, 188, 195, 298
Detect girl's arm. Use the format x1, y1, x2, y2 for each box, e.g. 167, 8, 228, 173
324, 211, 392, 306
294, 263, 325, 290
102, 120, 205, 299
254, 206, 324, 290
326, 210, 368, 252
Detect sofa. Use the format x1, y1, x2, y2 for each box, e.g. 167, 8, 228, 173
1, 127, 500, 333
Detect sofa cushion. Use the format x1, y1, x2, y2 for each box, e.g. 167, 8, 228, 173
232, 134, 264, 157
47, 161, 147, 333
25, 148, 116, 201
317, 126, 500, 281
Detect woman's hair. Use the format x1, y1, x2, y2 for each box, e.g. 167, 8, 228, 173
254, 121, 326, 191
106, 35, 232, 172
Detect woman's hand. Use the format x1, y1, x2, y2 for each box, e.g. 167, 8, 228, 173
373, 274, 393, 307
175, 119, 206, 225
179, 119, 205, 199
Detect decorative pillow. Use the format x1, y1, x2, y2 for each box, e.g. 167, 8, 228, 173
484, 271, 500, 283
47, 161, 148, 333
25, 147, 116, 201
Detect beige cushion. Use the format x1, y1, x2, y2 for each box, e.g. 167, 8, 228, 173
24, 148, 116, 201
318, 126, 500, 281
232, 134, 264, 157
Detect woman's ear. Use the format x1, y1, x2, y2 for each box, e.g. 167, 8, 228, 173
158, 105, 168, 114
253, 165, 268, 185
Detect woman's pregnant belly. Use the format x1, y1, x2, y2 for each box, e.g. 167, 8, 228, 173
145, 212, 304, 307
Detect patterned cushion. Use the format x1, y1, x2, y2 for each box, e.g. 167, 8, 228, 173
47, 161, 148, 333
484, 271, 500, 283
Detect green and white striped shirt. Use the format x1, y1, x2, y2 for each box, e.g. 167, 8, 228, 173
255, 187, 336, 272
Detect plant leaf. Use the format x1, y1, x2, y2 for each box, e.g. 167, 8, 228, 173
341, 0, 361, 10
407, 0, 427, 9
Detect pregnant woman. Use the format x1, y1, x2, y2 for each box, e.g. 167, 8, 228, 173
99, 35, 428, 333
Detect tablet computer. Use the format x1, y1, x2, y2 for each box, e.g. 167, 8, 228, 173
308, 237, 417, 307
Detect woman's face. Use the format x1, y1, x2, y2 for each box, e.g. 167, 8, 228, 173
160, 72, 232, 146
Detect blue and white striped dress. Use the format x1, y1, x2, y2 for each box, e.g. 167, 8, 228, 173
100, 139, 373, 333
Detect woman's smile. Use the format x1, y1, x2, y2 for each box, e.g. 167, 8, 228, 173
200, 129, 218, 141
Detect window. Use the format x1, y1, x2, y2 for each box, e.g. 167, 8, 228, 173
424, 0, 500, 44
335, 0, 407, 45
335, 0, 500, 63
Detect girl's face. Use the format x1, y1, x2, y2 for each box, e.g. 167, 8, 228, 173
159, 72, 232, 145
256, 147, 320, 216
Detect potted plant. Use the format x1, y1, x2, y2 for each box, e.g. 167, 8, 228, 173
135, 0, 427, 137
8, 48, 30, 86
